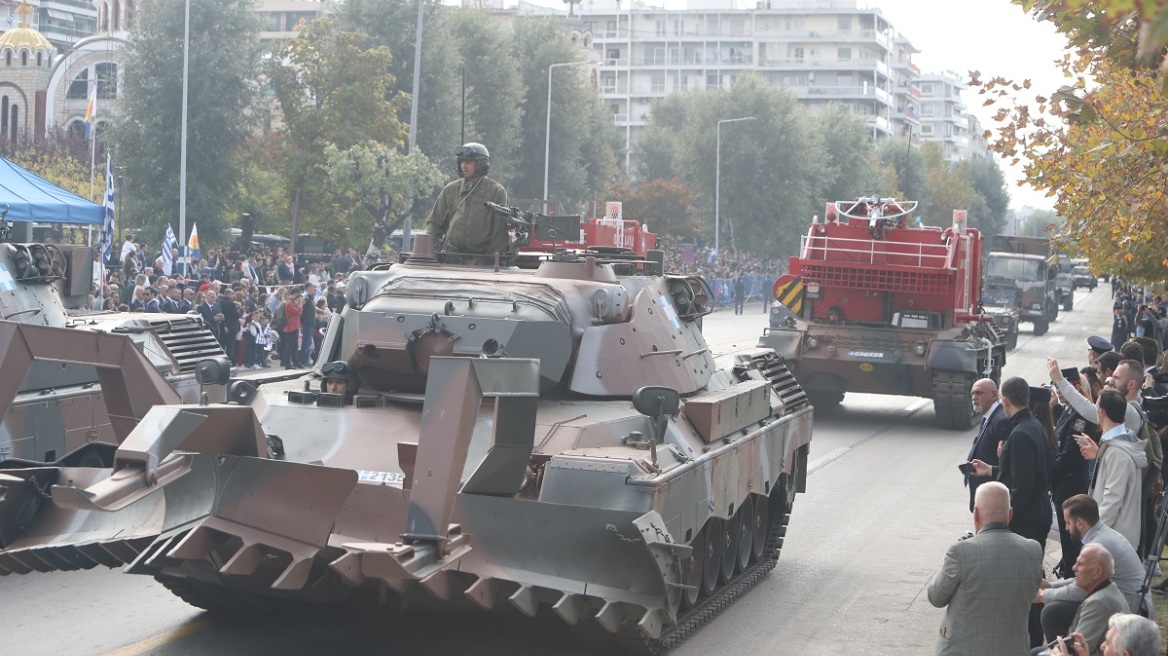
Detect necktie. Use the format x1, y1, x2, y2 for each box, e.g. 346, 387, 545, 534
967, 415, 988, 461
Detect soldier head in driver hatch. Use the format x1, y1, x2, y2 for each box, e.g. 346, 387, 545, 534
320, 361, 357, 400
827, 305, 844, 325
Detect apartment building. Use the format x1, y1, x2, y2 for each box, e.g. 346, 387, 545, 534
577, 0, 922, 162
917, 70, 986, 162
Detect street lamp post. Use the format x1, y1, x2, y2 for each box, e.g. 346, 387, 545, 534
544, 60, 589, 214
715, 116, 755, 256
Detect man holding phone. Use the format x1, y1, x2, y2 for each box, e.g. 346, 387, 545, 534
965, 378, 1010, 512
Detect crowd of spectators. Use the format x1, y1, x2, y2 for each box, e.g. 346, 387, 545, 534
930, 280, 1168, 656
663, 246, 786, 309
91, 235, 366, 369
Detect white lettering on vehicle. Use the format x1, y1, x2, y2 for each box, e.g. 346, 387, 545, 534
357, 470, 405, 486
847, 351, 884, 358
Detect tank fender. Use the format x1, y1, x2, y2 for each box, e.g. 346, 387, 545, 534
926, 340, 978, 372
631, 510, 690, 633
757, 328, 803, 360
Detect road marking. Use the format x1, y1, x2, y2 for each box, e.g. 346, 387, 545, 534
1048, 335, 1065, 342
103, 619, 217, 656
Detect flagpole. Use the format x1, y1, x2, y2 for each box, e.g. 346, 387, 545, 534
178, 0, 191, 275
88, 123, 96, 201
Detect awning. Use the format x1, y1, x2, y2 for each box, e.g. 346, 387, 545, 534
0, 156, 103, 225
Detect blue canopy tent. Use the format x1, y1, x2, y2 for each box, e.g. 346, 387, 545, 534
0, 155, 102, 225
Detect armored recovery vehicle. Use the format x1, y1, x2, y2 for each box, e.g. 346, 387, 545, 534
0, 234, 813, 654
0, 238, 227, 465
759, 197, 1007, 430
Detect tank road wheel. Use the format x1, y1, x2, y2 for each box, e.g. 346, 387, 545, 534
751, 494, 769, 562
721, 510, 741, 584
932, 371, 976, 430
700, 519, 725, 597
681, 530, 704, 610
735, 496, 755, 573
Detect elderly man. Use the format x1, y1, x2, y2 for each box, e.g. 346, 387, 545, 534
1036, 544, 1129, 656
1051, 613, 1160, 656
966, 378, 1010, 511
927, 481, 1043, 656
1039, 495, 1151, 642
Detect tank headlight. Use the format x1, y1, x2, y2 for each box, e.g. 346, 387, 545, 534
806, 336, 819, 349
825, 345, 836, 357
913, 343, 926, 356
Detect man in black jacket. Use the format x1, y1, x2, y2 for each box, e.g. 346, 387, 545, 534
971, 376, 1053, 548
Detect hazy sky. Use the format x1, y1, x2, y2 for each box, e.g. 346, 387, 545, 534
864, 0, 1071, 210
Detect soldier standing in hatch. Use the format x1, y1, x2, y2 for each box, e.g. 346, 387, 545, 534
426, 143, 510, 258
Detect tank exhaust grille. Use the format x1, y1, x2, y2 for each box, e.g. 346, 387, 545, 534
747, 351, 809, 414
145, 318, 228, 373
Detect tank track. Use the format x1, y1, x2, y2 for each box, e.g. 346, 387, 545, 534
155, 575, 286, 615
932, 371, 975, 430
580, 482, 795, 655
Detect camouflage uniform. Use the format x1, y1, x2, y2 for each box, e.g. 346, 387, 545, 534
426, 176, 509, 255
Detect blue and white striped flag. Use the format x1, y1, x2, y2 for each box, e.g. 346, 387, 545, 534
161, 224, 177, 276
99, 156, 115, 264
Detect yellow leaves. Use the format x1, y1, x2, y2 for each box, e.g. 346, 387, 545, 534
1125, 252, 1136, 262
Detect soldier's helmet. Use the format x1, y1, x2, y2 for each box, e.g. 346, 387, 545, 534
455, 142, 491, 175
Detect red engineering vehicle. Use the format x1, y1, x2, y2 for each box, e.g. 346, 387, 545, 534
759, 197, 1007, 429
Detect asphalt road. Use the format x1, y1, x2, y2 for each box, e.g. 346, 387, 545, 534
0, 285, 1111, 655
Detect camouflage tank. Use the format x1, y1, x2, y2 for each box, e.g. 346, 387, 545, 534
0, 234, 812, 653
0, 239, 229, 465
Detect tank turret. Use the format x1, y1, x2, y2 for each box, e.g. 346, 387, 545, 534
0, 237, 813, 653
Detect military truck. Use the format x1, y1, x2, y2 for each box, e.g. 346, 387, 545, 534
984, 235, 1059, 336
0, 233, 813, 654
759, 198, 1007, 430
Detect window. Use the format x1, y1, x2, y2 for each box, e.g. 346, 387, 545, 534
793, 47, 804, 62
95, 62, 117, 99
655, 20, 665, 36
920, 124, 934, 135
673, 20, 684, 36
20, 51, 27, 66
643, 46, 664, 65
606, 48, 620, 64
729, 19, 745, 36
838, 47, 851, 60
67, 68, 89, 99
606, 20, 617, 35
837, 16, 851, 31
650, 72, 665, 93
919, 83, 934, 95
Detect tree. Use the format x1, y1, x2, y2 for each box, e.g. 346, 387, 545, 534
962, 156, 1010, 236
322, 142, 444, 253
113, 0, 261, 247
267, 18, 407, 245
975, 3, 1168, 280
337, 0, 463, 163
509, 18, 619, 210
619, 179, 702, 242
875, 138, 928, 207
445, 10, 523, 184
813, 104, 879, 202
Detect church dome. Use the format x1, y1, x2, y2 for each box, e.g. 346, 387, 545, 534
0, 3, 53, 53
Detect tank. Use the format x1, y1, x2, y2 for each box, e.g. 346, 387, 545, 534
0, 239, 229, 465
0, 234, 812, 654
758, 197, 1007, 430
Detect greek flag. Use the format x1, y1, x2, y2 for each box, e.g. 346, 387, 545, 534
99, 156, 115, 264
161, 224, 177, 276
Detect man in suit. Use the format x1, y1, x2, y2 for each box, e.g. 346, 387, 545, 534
197, 290, 223, 338
967, 378, 1010, 511
928, 481, 1043, 656
972, 377, 1053, 548
1036, 544, 1128, 656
